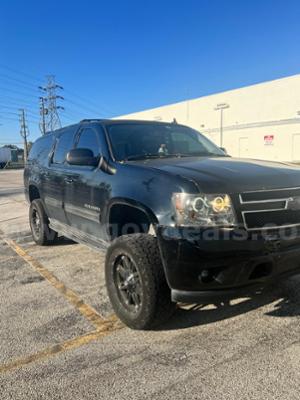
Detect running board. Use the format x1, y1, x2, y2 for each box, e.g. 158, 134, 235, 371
49, 219, 109, 252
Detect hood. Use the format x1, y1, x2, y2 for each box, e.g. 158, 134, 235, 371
130, 156, 300, 193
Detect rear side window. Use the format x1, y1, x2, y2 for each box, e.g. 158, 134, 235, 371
76, 128, 100, 158
28, 135, 54, 163
53, 130, 76, 164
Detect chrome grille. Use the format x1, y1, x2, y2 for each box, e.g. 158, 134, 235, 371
239, 187, 300, 230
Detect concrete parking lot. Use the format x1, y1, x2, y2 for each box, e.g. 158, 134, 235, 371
1, 169, 300, 399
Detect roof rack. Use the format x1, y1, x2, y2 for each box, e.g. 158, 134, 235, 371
80, 118, 104, 123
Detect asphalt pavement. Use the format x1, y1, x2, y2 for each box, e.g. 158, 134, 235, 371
1, 169, 300, 399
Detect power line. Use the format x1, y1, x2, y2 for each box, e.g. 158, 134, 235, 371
0, 65, 118, 131
64, 88, 115, 116
0, 115, 39, 124
0, 116, 21, 121
61, 109, 84, 120
0, 63, 43, 85
64, 97, 105, 116
0, 103, 23, 110
0, 111, 23, 117
0, 73, 39, 91
60, 111, 76, 120
0, 104, 39, 116
0, 86, 38, 99
0, 65, 117, 120
0, 118, 19, 124
0, 108, 39, 119
0, 95, 37, 108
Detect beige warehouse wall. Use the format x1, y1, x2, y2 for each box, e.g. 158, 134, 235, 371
117, 74, 300, 162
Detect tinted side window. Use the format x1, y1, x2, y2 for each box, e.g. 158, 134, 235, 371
28, 135, 54, 163
53, 130, 75, 164
76, 128, 100, 158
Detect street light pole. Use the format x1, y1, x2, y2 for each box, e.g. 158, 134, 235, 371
214, 103, 230, 147
220, 108, 224, 146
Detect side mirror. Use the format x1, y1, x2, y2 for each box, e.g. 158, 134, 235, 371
220, 147, 228, 155
66, 148, 99, 167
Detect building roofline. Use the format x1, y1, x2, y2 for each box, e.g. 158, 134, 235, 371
116, 73, 300, 118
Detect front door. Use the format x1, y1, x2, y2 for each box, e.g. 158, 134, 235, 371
63, 126, 109, 240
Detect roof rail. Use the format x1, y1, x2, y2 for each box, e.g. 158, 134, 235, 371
80, 118, 104, 123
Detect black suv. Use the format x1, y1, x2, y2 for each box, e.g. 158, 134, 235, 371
24, 119, 300, 329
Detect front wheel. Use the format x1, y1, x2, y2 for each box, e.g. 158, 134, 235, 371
105, 234, 176, 330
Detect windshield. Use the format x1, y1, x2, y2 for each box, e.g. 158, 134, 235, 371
107, 123, 225, 161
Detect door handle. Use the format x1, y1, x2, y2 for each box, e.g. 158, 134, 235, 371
65, 177, 74, 184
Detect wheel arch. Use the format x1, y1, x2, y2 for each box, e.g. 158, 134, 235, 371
28, 184, 41, 203
106, 198, 158, 240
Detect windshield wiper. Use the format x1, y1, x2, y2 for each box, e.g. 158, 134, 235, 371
124, 152, 228, 161
126, 153, 193, 161
160, 152, 228, 158
125, 154, 162, 161
188, 151, 229, 157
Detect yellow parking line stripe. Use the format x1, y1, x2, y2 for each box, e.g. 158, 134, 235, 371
0, 216, 26, 223
0, 327, 121, 374
4, 238, 114, 331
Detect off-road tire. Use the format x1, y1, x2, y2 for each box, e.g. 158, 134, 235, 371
105, 233, 176, 330
29, 199, 57, 246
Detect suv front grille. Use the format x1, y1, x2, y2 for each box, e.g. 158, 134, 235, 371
239, 187, 300, 230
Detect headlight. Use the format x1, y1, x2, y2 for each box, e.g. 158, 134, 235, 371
172, 193, 236, 227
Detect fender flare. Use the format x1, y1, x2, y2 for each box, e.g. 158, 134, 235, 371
104, 197, 158, 227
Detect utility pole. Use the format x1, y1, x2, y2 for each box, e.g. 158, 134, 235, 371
19, 109, 29, 162
39, 96, 47, 135
214, 103, 230, 147
39, 75, 64, 132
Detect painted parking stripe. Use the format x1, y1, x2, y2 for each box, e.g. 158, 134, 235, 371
0, 327, 122, 374
4, 238, 114, 331
0, 238, 123, 374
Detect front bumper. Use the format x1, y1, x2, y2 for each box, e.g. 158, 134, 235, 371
156, 226, 300, 303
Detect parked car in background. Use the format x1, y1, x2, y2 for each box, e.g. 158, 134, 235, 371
0, 147, 11, 169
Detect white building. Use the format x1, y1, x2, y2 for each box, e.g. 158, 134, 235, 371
117, 74, 300, 162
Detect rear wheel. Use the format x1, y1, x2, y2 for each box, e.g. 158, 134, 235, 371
29, 199, 57, 245
105, 234, 176, 330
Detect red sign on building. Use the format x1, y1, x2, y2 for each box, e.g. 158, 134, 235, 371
264, 135, 274, 145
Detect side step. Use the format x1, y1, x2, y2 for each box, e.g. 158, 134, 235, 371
49, 219, 109, 252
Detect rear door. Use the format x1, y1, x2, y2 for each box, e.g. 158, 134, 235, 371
44, 127, 78, 223
63, 125, 108, 239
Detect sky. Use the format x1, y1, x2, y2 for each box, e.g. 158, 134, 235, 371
0, 0, 300, 144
